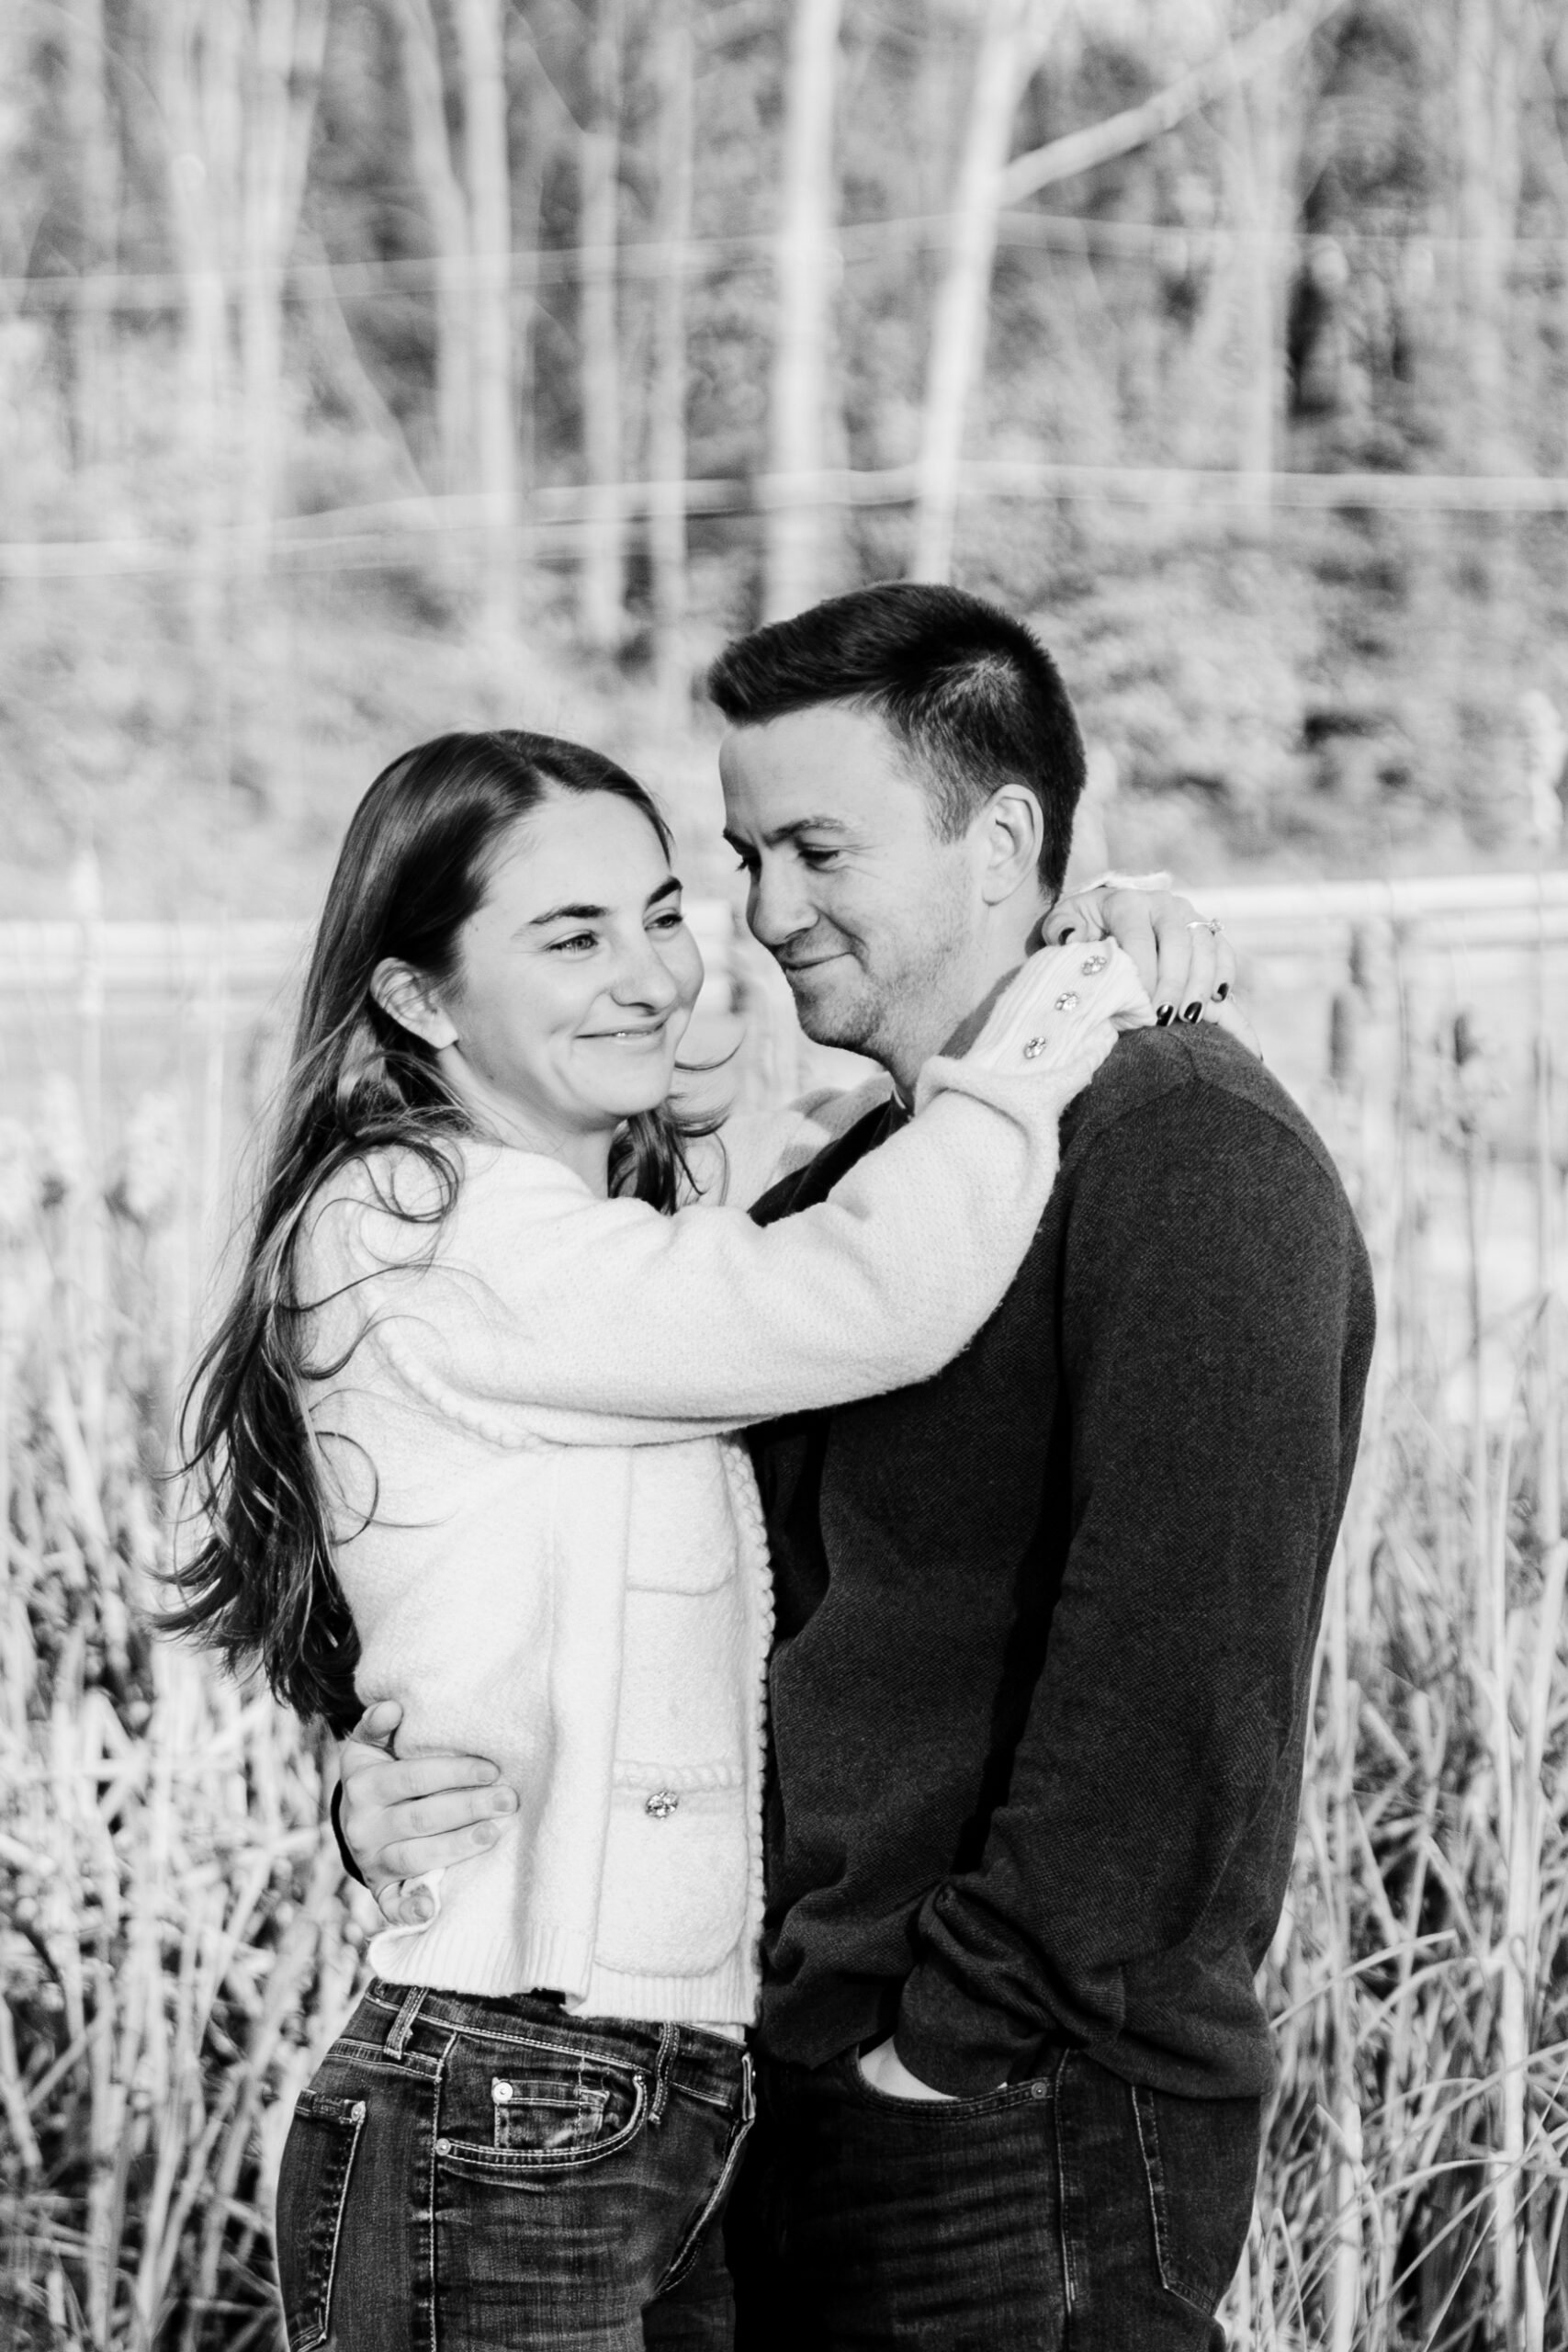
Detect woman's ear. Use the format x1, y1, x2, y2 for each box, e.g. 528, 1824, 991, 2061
978, 784, 1044, 906
370, 957, 458, 1050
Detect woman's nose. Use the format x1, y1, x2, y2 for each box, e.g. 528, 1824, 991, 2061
610, 936, 682, 1009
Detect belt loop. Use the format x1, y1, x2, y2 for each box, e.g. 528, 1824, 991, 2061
386, 1986, 426, 2060
739, 2047, 756, 2126
649, 2023, 679, 2127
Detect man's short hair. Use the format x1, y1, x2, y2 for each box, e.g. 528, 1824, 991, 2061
706, 582, 1086, 896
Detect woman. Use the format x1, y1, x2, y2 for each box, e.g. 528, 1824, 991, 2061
171, 729, 1156, 2352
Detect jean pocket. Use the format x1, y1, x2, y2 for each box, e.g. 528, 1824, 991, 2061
274, 2088, 367, 2351
437, 2046, 649, 2178
1131, 2083, 1262, 2315
847, 2048, 1051, 2121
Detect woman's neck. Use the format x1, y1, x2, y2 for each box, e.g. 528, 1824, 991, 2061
435, 1052, 615, 1195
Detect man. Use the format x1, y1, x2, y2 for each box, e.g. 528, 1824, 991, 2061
338, 583, 1374, 2347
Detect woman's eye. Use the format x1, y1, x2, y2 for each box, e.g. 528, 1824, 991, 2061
550, 932, 598, 955
650, 910, 686, 933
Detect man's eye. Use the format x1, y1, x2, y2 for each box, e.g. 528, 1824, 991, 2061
798, 846, 841, 870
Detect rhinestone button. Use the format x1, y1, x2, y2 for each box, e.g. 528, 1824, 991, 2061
1054, 991, 1079, 1012
1022, 1036, 1048, 1060
645, 1789, 680, 1819
1080, 953, 1108, 975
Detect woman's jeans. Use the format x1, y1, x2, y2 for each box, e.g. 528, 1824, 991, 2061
275, 1981, 755, 2352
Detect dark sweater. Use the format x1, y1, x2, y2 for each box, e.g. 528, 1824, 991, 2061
745, 1022, 1375, 2101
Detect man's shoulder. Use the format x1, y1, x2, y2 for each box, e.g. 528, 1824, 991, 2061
1061, 1021, 1345, 1200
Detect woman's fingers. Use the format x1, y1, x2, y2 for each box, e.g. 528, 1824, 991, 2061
1172, 923, 1218, 1022
1210, 927, 1238, 1007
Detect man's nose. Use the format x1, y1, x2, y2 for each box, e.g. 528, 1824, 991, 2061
747, 859, 815, 951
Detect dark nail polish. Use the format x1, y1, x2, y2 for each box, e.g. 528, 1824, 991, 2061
1214, 982, 1229, 1001
1181, 1002, 1202, 1023
1056, 926, 1077, 943
1155, 1004, 1175, 1027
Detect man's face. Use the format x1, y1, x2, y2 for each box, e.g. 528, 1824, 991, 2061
718, 704, 987, 1077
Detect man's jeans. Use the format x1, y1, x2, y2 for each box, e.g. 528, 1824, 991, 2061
274, 1981, 754, 2352
725, 2045, 1261, 2352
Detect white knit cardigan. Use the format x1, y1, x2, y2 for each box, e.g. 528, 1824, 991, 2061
298, 942, 1149, 2021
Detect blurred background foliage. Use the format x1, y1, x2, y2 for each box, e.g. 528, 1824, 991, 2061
3, 0, 1568, 919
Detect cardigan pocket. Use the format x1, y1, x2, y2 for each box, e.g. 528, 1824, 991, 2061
592, 1772, 749, 1976
623, 1441, 742, 1595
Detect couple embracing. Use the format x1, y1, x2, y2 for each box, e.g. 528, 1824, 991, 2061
175, 582, 1374, 2351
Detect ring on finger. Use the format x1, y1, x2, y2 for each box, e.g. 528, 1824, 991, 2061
1185, 917, 1224, 935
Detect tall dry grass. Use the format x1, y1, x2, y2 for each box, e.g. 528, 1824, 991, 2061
0, 925, 1564, 2350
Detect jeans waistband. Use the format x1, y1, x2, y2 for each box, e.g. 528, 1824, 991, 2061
358, 1980, 750, 2115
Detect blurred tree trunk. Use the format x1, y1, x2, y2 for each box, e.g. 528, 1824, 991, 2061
239, 0, 328, 546
1455, 0, 1522, 469
394, 0, 472, 497
579, 0, 626, 653
62, 0, 115, 468
154, 0, 241, 650
649, 0, 694, 707
1227, 53, 1293, 528
911, 0, 1056, 585
764, 0, 841, 622
453, 0, 518, 639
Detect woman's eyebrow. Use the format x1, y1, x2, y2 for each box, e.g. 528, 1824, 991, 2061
525, 876, 681, 929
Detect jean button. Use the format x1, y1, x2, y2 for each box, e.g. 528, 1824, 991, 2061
1030, 2081, 1049, 2100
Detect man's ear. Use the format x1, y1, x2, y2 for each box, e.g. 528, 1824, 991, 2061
977, 783, 1045, 906
371, 956, 458, 1050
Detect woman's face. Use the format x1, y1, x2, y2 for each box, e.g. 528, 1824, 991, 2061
433, 791, 705, 1152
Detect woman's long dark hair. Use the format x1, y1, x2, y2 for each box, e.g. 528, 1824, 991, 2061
166, 729, 710, 1729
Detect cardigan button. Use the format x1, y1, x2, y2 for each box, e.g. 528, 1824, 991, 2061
645, 1790, 680, 1819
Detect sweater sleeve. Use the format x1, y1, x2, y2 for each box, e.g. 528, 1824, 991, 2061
892, 1081, 1367, 2095
685, 1080, 893, 1211
317, 942, 1153, 1443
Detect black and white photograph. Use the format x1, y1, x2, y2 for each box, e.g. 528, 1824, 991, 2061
1, 1, 1566, 2346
